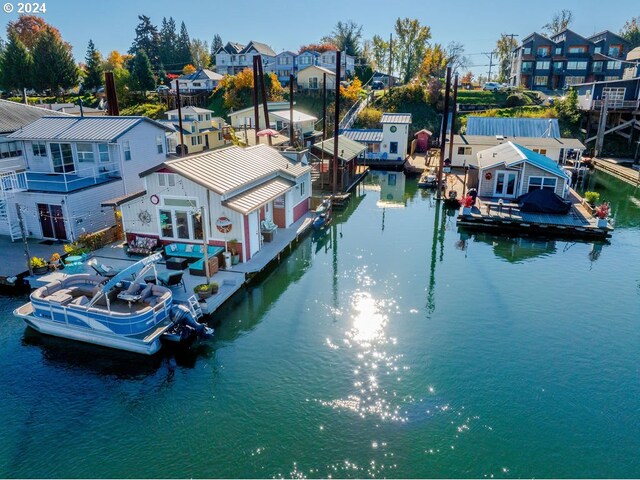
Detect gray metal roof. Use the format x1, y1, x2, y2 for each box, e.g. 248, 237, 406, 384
466, 117, 561, 138
454, 134, 585, 149
0, 99, 71, 134
342, 129, 383, 143
381, 113, 412, 124
312, 135, 367, 161
8, 116, 172, 141
157, 144, 309, 197
223, 178, 294, 215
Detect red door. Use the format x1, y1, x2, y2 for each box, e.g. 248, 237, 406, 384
51, 205, 68, 240
38, 203, 67, 240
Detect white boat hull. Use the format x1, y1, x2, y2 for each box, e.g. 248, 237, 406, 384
15, 303, 170, 355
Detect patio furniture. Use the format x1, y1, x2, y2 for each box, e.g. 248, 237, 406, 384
125, 236, 160, 257
261, 219, 278, 242
64, 255, 84, 274
166, 256, 189, 270
157, 271, 186, 292
188, 256, 219, 277
90, 263, 122, 278
164, 242, 223, 260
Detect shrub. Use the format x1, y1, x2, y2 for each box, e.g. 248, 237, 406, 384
505, 94, 524, 107
584, 191, 600, 204
30, 256, 47, 268
355, 107, 383, 128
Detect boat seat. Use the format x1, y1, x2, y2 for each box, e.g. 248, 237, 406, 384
70, 295, 89, 306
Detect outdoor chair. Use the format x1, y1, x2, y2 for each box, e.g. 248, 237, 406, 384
157, 271, 186, 292
90, 262, 122, 278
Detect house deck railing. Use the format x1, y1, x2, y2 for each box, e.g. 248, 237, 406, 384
0, 170, 28, 192
592, 99, 640, 110
23, 161, 121, 192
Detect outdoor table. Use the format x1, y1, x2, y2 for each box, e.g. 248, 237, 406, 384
117, 292, 142, 309
65, 255, 84, 274
166, 256, 189, 270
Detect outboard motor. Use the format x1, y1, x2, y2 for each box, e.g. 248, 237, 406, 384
467, 188, 478, 205
163, 304, 214, 344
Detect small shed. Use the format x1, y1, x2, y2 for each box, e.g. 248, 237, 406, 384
414, 129, 432, 153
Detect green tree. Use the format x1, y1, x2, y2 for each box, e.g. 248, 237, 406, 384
7, 15, 62, 51
371, 34, 389, 72
210, 34, 223, 65
542, 10, 573, 36
419, 43, 448, 79
176, 21, 193, 69
496, 34, 519, 83
130, 49, 155, 92
394, 17, 431, 83
31, 27, 78, 93
0, 32, 33, 91
83, 39, 104, 92
620, 16, 640, 49
555, 88, 580, 124
190, 38, 210, 68
129, 15, 160, 69
158, 17, 178, 71
322, 20, 363, 57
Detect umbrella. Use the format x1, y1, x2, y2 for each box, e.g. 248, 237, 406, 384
256, 128, 279, 137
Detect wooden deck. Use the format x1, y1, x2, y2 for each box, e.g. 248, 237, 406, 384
592, 158, 640, 186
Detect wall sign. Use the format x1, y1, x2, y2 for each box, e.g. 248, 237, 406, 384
390, 125, 397, 133
216, 216, 233, 233
138, 210, 151, 225
150, 194, 160, 205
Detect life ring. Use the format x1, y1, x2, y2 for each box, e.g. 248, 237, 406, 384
150, 194, 160, 205
216, 216, 233, 233
484, 172, 493, 180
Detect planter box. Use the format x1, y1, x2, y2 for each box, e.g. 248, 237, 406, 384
597, 218, 608, 228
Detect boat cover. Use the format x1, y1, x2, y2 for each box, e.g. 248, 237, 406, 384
516, 188, 571, 214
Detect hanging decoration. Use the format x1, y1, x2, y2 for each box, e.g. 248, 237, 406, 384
150, 195, 160, 205
137, 210, 151, 225
215, 217, 232, 233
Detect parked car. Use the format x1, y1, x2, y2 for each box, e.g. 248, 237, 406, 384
371, 80, 385, 90
483, 82, 500, 91
156, 85, 170, 93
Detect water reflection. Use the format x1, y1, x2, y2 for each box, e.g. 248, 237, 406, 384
467, 232, 558, 263
368, 171, 407, 208
578, 171, 640, 229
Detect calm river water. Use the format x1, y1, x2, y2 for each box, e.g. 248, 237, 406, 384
0, 170, 638, 478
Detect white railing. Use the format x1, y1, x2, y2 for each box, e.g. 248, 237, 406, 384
339, 92, 373, 130
25, 162, 121, 191
0, 170, 28, 192
592, 99, 640, 110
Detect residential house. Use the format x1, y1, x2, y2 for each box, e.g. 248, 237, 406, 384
474, 142, 570, 199
311, 135, 366, 192
451, 134, 586, 167
371, 71, 400, 87
227, 101, 317, 139
4, 116, 171, 241
318, 51, 355, 79
173, 69, 223, 93
35, 103, 105, 116
162, 106, 230, 155
118, 145, 312, 261
574, 77, 640, 111
268, 51, 297, 86
297, 50, 320, 71
215, 41, 276, 75
466, 117, 561, 137
297, 66, 336, 91
380, 113, 412, 161
341, 129, 384, 160
511, 29, 630, 90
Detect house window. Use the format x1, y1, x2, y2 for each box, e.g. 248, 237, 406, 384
565, 76, 585, 86
608, 45, 621, 57
158, 173, 176, 187
300, 181, 305, 196
0, 141, 21, 158
185, 115, 195, 121
534, 76, 548, 86
123, 140, 131, 161
568, 46, 587, 54
536, 61, 550, 70
239, 55, 246, 62
390, 142, 398, 154
98, 143, 110, 162
156, 135, 164, 154
198, 115, 203, 121
592, 61, 604, 73
554, 47, 562, 55
532, 148, 547, 155
76, 143, 94, 163
594, 46, 602, 54
553, 61, 564, 70
567, 61, 587, 70
527, 176, 557, 192
230, 55, 236, 62
523, 47, 531, 55
159, 197, 201, 240
205, 114, 211, 121
607, 61, 621, 70
309, 77, 318, 89
536, 46, 550, 57
191, 137, 197, 146
604, 76, 621, 81
32, 142, 47, 157
521, 61, 533, 73
457, 146, 472, 155
50, 143, 74, 173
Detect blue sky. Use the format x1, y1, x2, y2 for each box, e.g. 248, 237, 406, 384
1, 0, 636, 77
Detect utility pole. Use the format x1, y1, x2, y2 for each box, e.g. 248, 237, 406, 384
16, 205, 32, 277
252, 56, 260, 145
388, 33, 394, 88
333, 51, 341, 195
482, 51, 496, 81
504, 33, 519, 83
256, 56, 272, 146
437, 66, 452, 199
289, 74, 295, 146
176, 82, 185, 157
448, 74, 459, 164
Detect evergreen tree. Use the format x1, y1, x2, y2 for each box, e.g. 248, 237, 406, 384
159, 16, 178, 71
129, 15, 160, 69
83, 39, 104, 92
176, 21, 193, 69
0, 32, 33, 91
210, 34, 223, 65
31, 27, 78, 93
130, 49, 156, 92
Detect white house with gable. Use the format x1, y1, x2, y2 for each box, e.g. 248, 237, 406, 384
380, 113, 412, 161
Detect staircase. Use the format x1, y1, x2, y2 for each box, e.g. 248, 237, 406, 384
0, 170, 28, 242
339, 93, 373, 130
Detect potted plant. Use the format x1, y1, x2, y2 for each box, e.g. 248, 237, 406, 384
459, 195, 474, 215
30, 256, 48, 275
228, 239, 240, 265
193, 282, 219, 300
594, 202, 610, 228
584, 191, 600, 208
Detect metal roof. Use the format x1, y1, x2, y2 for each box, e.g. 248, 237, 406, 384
466, 117, 561, 138
298, 65, 336, 76
101, 190, 146, 207
270, 110, 318, 123
8, 116, 172, 141
0, 99, 71, 134
381, 113, 412, 124
477, 142, 568, 179
341, 129, 384, 143
165, 106, 215, 116
312, 135, 367, 161
155, 144, 309, 197
454, 134, 585, 149
223, 178, 294, 215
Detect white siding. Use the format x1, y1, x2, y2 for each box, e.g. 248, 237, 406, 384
66, 180, 125, 239
117, 122, 168, 194
381, 123, 410, 160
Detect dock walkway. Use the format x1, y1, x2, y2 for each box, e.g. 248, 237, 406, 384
592, 158, 640, 186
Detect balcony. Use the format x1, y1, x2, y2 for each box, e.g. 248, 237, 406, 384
592, 99, 640, 110
22, 162, 122, 193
